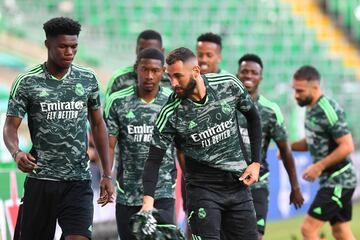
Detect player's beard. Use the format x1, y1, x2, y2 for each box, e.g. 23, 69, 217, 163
297, 95, 313, 107
175, 78, 197, 99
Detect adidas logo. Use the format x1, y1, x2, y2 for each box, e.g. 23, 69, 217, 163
126, 111, 135, 119
188, 120, 197, 129
257, 218, 265, 226
38, 90, 49, 97
313, 207, 322, 215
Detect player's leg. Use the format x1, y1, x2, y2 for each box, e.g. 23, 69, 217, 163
301, 214, 325, 240
329, 188, 355, 240
303, 187, 351, 240
331, 222, 355, 240
58, 180, 94, 240
187, 184, 222, 240
221, 185, 258, 240
116, 203, 141, 240
154, 198, 175, 224
251, 188, 269, 240
14, 177, 58, 240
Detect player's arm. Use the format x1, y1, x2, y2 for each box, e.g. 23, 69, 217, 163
141, 145, 167, 211
3, 116, 37, 172
176, 148, 185, 172
233, 77, 262, 185
238, 105, 262, 186
318, 133, 354, 169
88, 108, 114, 206
276, 140, 304, 208
290, 138, 308, 151
108, 135, 118, 170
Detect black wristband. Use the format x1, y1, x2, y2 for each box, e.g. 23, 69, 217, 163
12, 149, 22, 160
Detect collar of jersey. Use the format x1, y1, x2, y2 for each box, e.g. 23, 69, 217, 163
136, 85, 159, 104
43, 62, 71, 80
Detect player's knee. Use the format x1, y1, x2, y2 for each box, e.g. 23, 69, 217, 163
301, 221, 315, 237
331, 224, 353, 240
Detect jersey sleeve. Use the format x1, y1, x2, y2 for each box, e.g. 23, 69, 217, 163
151, 94, 180, 150
6, 75, 29, 118
232, 79, 255, 113
105, 99, 121, 137
151, 118, 177, 150
88, 73, 101, 110
327, 104, 350, 139
269, 105, 288, 142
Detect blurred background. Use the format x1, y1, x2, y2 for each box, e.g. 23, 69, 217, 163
0, 0, 359, 239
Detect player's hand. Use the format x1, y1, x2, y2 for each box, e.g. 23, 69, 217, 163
289, 187, 304, 209
140, 195, 155, 213
15, 151, 37, 173
302, 163, 323, 182
97, 177, 114, 207
239, 162, 260, 186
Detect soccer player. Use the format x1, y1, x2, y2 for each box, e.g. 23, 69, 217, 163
105, 29, 169, 100
3, 17, 114, 240
196, 32, 228, 74
141, 47, 262, 240
104, 48, 176, 240
291, 65, 357, 240
237, 54, 304, 239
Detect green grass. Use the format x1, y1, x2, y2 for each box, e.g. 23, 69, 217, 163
265, 201, 360, 240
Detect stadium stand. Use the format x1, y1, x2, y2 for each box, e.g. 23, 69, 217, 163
1, 0, 359, 144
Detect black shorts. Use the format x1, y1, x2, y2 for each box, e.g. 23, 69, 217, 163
14, 177, 93, 240
186, 182, 257, 240
251, 188, 269, 235
308, 187, 355, 225
116, 198, 175, 240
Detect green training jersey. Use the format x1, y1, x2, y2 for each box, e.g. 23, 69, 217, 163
238, 95, 287, 189
7, 63, 101, 181
105, 85, 176, 206
305, 95, 357, 188
152, 73, 255, 175
105, 65, 171, 100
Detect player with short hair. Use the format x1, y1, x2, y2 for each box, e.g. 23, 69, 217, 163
237, 53, 304, 239
3, 17, 114, 240
196, 32, 227, 74
291, 65, 357, 240
141, 47, 262, 240
105, 48, 176, 240
105, 29, 169, 100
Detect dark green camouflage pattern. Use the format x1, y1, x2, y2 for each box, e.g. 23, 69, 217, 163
105, 86, 175, 205
305, 95, 357, 188
7, 63, 101, 180
238, 95, 287, 189
152, 73, 255, 175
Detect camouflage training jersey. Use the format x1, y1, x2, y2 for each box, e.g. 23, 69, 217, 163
7, 63, 101, 181
152, 73, 256, 175
105, 85, 176, 206
105, 65, 171, 100
238, 95, 287, 189
305, 95, 357, 189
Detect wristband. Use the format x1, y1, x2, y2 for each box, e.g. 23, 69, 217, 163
12, 149, 22, 160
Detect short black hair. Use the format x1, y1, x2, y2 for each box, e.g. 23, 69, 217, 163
166, 47, 196, 65
135, 48, 164, 68
293, 65, 320, 82
137, 30, 162, 46
197, 32, 222, 49
238, 53, 263, 69
43, 17, 81, 38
